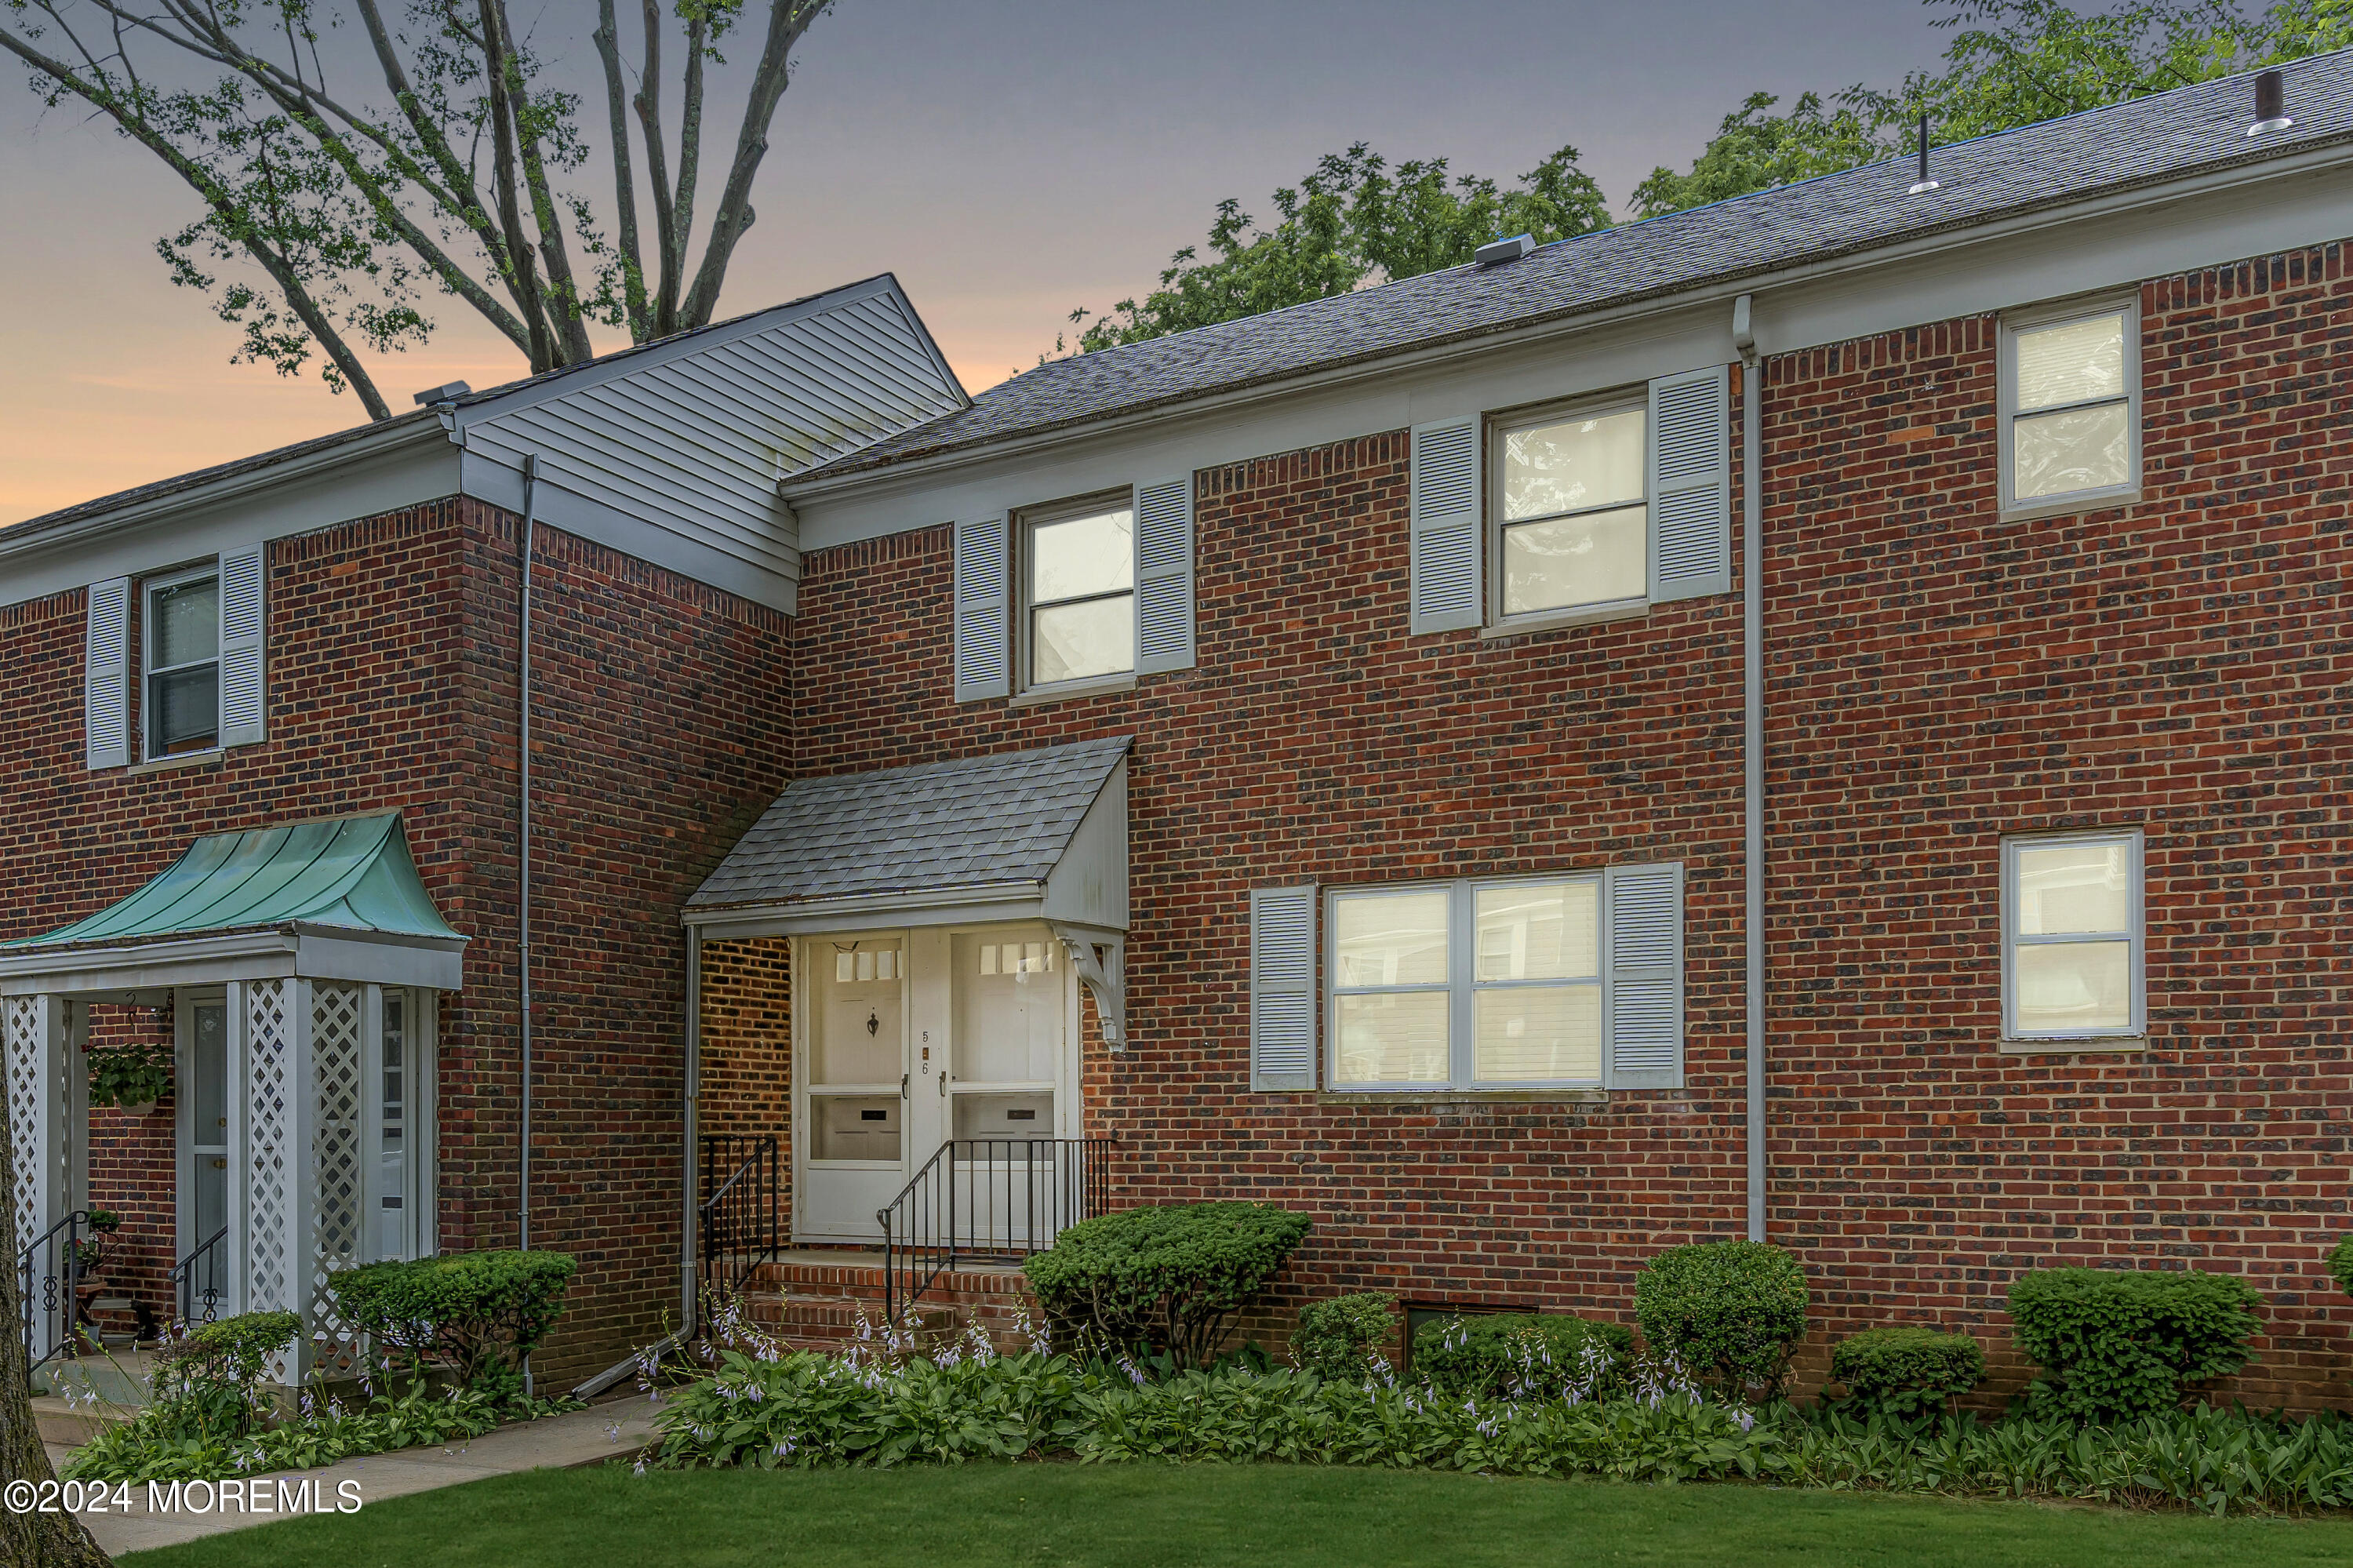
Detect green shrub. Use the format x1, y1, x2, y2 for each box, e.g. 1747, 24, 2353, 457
2328, 1236, 2353, 1302
1023, 1202, 1311, 1367
1413, 1312, 1631, 1400
131, 1310, 302, 1444
1633, 1241, 1809, 1401
330, 1250, 576, 1399
2007, 1267, 2264, 1424
1291, 1293, 1398, 1381
1830, 1326, 1984, 1419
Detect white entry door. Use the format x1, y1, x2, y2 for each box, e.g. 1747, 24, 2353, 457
176, 995, 235, 1318
795, 932, 910, 1241
943, 923, 1078, 1250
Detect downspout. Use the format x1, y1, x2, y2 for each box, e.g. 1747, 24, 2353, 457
682, 923, 702, 1333
1732, 297, 1766, 1244
517, 453, 540, 1393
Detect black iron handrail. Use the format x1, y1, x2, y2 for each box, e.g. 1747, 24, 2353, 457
877, 1137, 1114, 1322
171, 1225, 230, 1326
17, 1208, 88, 1372
698, 1133, 780, 1319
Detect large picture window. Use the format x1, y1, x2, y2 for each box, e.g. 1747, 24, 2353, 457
1329, 876, 1603, 1090
1020, 493, 1134, 690
2002, 831, 2144, 1041
144, 565, 221, 756
1493, 401, 1647, 620
1999, 300, 2140, 513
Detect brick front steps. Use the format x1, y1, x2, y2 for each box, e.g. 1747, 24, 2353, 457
731, 1251, 1040, 1355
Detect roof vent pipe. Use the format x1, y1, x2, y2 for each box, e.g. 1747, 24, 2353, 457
1474, 232, 1536, 267
1907, 113, 1939, 194
2249, 68, 2292, 135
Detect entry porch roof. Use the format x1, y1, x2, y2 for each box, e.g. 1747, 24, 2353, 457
685, 736, 1131, 940
0, 813, 466, 996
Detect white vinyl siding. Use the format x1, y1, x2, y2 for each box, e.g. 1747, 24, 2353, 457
1317, 864, 1685, 1093
1998, 300, 2140, 515
84, 577, 133, 770
2002, 831, 2144, 1042
1249, 886, 1318, 1091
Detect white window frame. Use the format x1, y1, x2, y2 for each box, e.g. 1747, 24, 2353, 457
2000, 829, 2145, 1046
1326, 874, 1606, 1092
141, 562, 224, 759
1016, 487, 1137, 698
1486, 392, 1649, 635
1997, 296, 2142, 519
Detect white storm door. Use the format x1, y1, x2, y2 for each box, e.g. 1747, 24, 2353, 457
795, 932, 911, 1242
945, 924, 1075, 1250
176, 994, 235, 1319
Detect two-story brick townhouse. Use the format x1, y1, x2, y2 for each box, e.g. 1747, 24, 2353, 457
1, 274, 967, 1384
684, 56, 2353, 1405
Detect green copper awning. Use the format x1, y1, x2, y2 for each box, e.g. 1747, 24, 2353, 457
6, 813, 459, 948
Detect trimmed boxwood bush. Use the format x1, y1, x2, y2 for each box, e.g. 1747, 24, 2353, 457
1413, 1312, 1631, 1399
1633, 1240, 1809, 1402
1830, 1326, 1985, 1419
1291, 1293, 1398, 1381
1024, 1202, 1311, 1367
331, 1250, 576, 1401
2007, 1267, 2264, 1424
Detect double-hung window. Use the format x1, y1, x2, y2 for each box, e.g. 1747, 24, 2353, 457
1020, 493, 1135, 690
1329, 876, 1604, 1090
1999, 300, 2140, 513
1493, 401, 1648, 621
2001, 831, 2144, 1042
144, 565, 221, 755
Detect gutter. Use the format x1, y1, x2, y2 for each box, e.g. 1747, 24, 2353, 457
1733, 296, 1766, 1245
781, 133, 2353, 505
518, 453, 540, 1394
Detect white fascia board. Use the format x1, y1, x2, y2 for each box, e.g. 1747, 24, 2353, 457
683, 882, 1046, 940
786, 140, 2353, 551
460, 450, 799, 613
0, 420, 457, 610
0, 925, 465, 996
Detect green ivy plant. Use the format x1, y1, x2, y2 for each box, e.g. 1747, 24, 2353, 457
87, 1040, 173, 1109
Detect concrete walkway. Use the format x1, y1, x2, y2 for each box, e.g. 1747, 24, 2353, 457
46, 1398, 664, 1557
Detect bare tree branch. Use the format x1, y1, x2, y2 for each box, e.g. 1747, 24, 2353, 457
682, 0, 829, 327
591, 0, 648, 339
633, 0, 682, 335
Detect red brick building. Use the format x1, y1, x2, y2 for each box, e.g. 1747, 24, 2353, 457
9, 62, 2352, 1404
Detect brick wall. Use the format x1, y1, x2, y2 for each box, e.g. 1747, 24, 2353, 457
770, 242, 2353, 1405
0, 497, 796, 1381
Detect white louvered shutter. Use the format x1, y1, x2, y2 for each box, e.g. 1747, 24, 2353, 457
1409, 417, 1482, 634
84, 577, 132, 769
1647, 367, 1732, 602
952, 514, 1011, 702
1249, 886, 1317, 1091
217, 544, 267, 748
1133, 475, 1195, 675
1605, 860, 1685, 1090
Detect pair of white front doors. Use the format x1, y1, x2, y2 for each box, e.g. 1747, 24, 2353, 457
794, 922, 1077, 1242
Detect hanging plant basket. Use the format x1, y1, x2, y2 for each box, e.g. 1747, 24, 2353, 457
88, 1040, 173, 1113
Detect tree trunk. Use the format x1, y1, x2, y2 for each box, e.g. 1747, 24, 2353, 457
1, 1051, 113, 1566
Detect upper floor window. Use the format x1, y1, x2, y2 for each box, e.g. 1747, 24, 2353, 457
1494, 401, 1648, 621
2001, 830, 2143, 1042
1020, 493, 1134, 690
2000, 300, 2140, 513
144, 566, 220, 755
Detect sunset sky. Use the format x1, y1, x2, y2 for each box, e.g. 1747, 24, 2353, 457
0, 0, 1951, 525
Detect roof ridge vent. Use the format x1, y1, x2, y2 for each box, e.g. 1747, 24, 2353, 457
1474, 233, 1536, 267
2249, 67, 2293, 136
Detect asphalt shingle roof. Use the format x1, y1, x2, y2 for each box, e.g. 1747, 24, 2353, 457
689, 736, 1132, 910
796, 54, 2353, 484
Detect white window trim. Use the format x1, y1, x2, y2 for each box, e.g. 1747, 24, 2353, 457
1996, 295, 2142, 521
1486, 392, 1650, 633
1016, 487, 1137, 697
1325, 874, 1606, 1093
142, 562, 223, 759
1999, 828, 2146, 1049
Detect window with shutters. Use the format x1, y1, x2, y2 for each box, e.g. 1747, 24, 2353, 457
1327, 875, 1608, 1090
1018, 491, 1136, 692
1998, 299, 2140, 515
1493, 399, 1648, 622
2001, 830, 2144, 1042
143, 565, 221, 756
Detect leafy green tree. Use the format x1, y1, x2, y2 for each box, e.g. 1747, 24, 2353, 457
0, 1, 836, 418
1067, 142, 1609, 353
1631, 88, 1904, 219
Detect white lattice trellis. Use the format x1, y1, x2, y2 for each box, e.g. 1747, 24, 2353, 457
310, 983, 365, 1370
4, 996, 49, 1249
242, 979, 296, 1330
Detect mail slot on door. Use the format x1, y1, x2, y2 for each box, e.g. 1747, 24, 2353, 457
953, 1091, 1055, 1141
812, 1095, 901, 1161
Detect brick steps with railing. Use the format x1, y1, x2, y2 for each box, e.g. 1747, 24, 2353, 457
729, 1253, 1039, 1354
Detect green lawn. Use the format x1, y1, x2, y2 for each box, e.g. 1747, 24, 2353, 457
124, 1461, 2353, 1568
